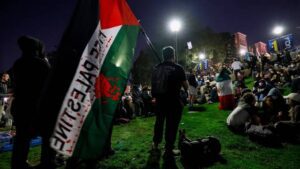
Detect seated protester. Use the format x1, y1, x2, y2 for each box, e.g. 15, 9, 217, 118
209, 84, 219, 103
236, 71, 244, 82
277, 69, 289, 88
131, 84, 144, 116
121, 91, 135, 119
233, 80, 247, 102
291, 77, 300, 93
188, 70, 198, 107
114, 101, 131, 124
275, 93, 300, 142
201, 80, 213, 103
253, 79, 272, 106
261, 88, 289, 125
288, 62, 299, 80
141, 86, 154, 116
196, 75, 204, 86
241, 88, 252, 97
269, 68, 280, 86
227, 93, 260, 133
0, 73, 9, 125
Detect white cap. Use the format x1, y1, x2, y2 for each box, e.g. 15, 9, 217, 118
284, 93, 300, 103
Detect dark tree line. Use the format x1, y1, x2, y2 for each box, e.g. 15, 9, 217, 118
131, 26, 233, 84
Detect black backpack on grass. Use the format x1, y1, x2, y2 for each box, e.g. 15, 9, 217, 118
245, 123, 281, 147
178, 129, 222, 169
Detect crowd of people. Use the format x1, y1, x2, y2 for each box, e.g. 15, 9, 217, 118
225, 51, 300, 144
1, 34, 300, 169
113, 84, 155, 124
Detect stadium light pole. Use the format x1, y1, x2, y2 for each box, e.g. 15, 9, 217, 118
169, 18, 182, 63
272, 26, 284, 36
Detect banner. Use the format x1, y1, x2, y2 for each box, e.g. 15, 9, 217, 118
268, 34, 294, 53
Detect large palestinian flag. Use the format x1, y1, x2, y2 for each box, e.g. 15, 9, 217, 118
45, 0, 139, 159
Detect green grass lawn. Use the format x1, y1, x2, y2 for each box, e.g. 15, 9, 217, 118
1, 103, 300, 169
0, 78, 299, 168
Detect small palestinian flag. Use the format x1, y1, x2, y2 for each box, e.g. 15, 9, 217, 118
44, 0, 140, 159
216, 68, 235, 110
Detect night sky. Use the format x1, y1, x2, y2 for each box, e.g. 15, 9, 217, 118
1, 0, 299, 72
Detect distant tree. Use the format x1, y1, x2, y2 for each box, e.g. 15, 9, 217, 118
131, 49, 158, 85
180, 27, 232, 65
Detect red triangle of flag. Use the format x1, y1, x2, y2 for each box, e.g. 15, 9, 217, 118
100, 0, 140, 29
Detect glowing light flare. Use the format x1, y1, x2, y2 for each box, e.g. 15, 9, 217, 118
240, 49, 247, 55
273, 26, 284, 35
199, 53, 205, 60
169, 19, 182, 32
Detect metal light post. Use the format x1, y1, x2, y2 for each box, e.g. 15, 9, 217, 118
169, 18, 182, 63
175, 32, 178, 63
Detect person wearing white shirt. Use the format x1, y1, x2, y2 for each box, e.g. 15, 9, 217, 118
231, 59, 243, 81
227, 93, 259, 133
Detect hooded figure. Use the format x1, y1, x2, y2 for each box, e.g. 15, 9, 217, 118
11, 36, 52, 169
216, 67, 235, 110
262, 88, 289, 124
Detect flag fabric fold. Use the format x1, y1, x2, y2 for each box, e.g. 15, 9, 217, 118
216, 68, 235, 110
47, 0, 140, 159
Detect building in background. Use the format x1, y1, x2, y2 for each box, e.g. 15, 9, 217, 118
234, 32, 248, 59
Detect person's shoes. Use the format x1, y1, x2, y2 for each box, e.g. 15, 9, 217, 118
163, 149, 181, 158
171, 149, 181, 156
24, 161, 36, 169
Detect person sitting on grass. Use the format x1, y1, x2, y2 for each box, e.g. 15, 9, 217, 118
275, 93, 300, 142
233, 80, 247, 103
253, 79, 272, 107
200, 80, 213, 104
227, 93, 260, 133
141, 86, 154, 117
187, 69, 198, 107
260, 88, 289, 125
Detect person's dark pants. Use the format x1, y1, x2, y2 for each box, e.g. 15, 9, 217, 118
11, 122, 57, 169
11, 124, 32, 169
39, 132, 57, 169
153, 97, 183, 151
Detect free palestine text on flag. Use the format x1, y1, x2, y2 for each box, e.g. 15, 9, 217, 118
49, 0, 140, 159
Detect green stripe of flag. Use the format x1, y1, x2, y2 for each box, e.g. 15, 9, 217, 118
73, 25, 140, 159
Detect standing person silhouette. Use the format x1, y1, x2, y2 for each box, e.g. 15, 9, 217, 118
11, 36, 51, 169
151, 46, 188, 157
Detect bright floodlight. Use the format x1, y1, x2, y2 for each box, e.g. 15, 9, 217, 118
199, 53, 205, 60
240, 49, 246, 55
169, 19, 182, 32
273, 26, 284, 35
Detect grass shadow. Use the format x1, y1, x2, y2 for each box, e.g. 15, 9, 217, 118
144, 149, 161, 169
180, 154, 227, 169
187, 106, 206, 112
